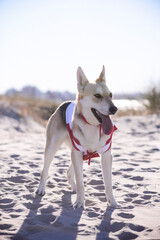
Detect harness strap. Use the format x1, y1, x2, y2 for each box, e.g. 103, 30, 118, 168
81, 113, 102, 140
80, 114, 91, 125
66, 102, 117, 165
83, 151, 100, 165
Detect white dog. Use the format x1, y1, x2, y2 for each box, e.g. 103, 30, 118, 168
36, 66, 118, 208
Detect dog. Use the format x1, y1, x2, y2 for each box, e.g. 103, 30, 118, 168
36, 66, 118, 208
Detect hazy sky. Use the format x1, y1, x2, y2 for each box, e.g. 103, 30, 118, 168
0, 0, 160, 94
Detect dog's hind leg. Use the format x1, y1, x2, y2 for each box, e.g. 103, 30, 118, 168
65, 137, 76, 192
36, 111, 67, 196
36, 134, 65, 195
67, 163, 76, 192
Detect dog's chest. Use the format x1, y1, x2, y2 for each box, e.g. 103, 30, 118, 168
73, 123, 109, 153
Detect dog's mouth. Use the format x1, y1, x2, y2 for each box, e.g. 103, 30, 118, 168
91, 108, 113, 135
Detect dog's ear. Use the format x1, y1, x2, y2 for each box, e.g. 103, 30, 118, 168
77, 67, 89, 92
96, 65, 106, 82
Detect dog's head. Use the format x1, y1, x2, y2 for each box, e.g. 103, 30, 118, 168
76, 66, 118, 134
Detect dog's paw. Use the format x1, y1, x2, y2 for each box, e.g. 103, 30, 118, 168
36, 189, 45, 196
36, 182, 46, 196
73, 201, 84, 209
108, 199, 118, 208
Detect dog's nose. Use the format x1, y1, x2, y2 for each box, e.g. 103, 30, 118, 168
109, 106, 118, 115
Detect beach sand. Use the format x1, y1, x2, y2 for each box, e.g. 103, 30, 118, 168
0, 112, 160, 240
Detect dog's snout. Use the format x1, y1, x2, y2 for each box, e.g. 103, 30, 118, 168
109, 105, 118, 115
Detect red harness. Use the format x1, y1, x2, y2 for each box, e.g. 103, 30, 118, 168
66, 102, 117, 165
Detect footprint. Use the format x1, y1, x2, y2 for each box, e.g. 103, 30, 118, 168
0, 198, 13, 204
123, 174, 131, 179
29, 163, 37, 168
36, 151, 43, 155
0, 198, 15, 209
88, 211, 99, 218
113, 171, 122, 176
132, 199, 143, 204
99, 197, 106, 202
17, 170, 29, 174
143, 190, 157, 194
129, 223, 145, 232
110, 222, 125, 233
116, 158, 128, 162
151, 148, 159, 152
124, 197, 132, 203
10, 154, 20, 158
118, 212, 135, 219
88, 179, 103, 185
34, 157, 41, 160
130, 176, 143, 181
7, 176, 27, 183
141, 195, 151, 200
124, 184, 134, 188
129, 152, 138, 156
141, 168, 155, 172
0, 224, 12, 230
10, 214, 20, 218
129, 163, 139, 166
32, 172, 40, 177
120, 168, 134, 172
92, 185, 104, 190
119, 231, 138, 240
92, 192, 105, 197
126, 193, 138, 198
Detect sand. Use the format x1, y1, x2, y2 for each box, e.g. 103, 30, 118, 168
0, 112, 160, 240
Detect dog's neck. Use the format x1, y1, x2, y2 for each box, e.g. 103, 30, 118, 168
75, 101, 100, 126
74, 101, 102, 140
80, 113, 92, 125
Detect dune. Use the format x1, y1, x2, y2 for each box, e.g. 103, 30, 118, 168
0, 110, 160, 239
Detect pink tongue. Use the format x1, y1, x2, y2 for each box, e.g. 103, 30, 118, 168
101, 114, 113, 135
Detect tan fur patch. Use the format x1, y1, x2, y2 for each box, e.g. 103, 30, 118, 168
77, 78, 111, 101
95, 77, 105, 83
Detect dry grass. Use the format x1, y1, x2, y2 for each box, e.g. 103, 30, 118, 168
143, 87, 160, 114
0, 95, 60, 126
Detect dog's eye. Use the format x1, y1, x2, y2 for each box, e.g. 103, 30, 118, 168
109, 92, 113, 98
94, 94, 102, 99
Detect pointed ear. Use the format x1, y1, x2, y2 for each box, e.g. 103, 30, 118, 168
77, 67, 89, 92
96, 65, 106, 82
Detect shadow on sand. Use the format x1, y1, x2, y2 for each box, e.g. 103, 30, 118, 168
96, 206, 115, 240
12, 190, 83, 240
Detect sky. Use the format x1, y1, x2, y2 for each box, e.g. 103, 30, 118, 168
0, 0, 160, 94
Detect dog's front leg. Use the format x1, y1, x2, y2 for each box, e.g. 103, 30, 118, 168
101, 149, 118, 208
71, 148, 84, 208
